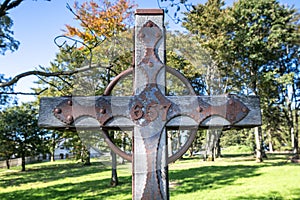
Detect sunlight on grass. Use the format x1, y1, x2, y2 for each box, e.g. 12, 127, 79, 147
0, 154, 299, 199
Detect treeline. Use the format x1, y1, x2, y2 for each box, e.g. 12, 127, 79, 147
0, 0, 299, 172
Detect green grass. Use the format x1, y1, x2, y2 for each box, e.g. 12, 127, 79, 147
221, 145, 253, 154
0, 154, 299, 199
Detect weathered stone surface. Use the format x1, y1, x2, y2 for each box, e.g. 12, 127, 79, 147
38, 9, 261, 200
39, 95, 261, 129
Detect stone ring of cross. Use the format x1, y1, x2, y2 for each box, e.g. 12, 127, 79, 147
101, 66, 197, 163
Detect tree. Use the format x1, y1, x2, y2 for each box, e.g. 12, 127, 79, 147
0, 0, 191, 88
184, 0, 299, 162
32, 2, 136, 184
64, 0, 135, 47
0, 14, 19, 54
0, 103, 47, 171
0, 73, 15, 108
44, 0, 134, 184
0, 116, 15, 169
47, 130, 63, 162
181, 0, 231, 161
228, 0, 298, 161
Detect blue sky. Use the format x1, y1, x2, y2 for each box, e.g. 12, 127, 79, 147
0, 0, 299, 102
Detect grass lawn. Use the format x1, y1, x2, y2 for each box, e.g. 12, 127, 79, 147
0, 153, 299, 199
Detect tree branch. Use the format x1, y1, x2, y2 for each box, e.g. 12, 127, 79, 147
0, 64, 108, 88
1, 0, 24, 17
36, 75, 65, 93
0, 88, 48, 95
57, 76, 73, 88
0, 0, 51, 17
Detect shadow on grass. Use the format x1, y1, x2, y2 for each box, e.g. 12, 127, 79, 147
0, 161, 110, 188
169, 164, 261, 195
0, 176, 132, 200
233, 191, 284, 200
233, 189, 300, 200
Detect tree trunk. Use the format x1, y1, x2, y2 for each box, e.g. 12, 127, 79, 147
215, 132, 222, 158
291, 127, 295, 151
82, 145, 91, 166
51, 136, 56, 162
268, 129, 274, 153
176, 131, 181, 152
294, 109, 299, 159
211, 146, 215, 162
287, 97, 298, 157
203, 130, 211, 161
254, 127, 264, 162
110, 131, 118, 186
111, 150, 118, 186
203, 130, 220, 161
189, 143, 194, 158
168, 131, 173, 157
6, 157, 10, 169
85, 150, 91, 166
119, 132, 126, 165
178, 131, 186, 160
212, 130, 221, 161
21, 151, 26, 171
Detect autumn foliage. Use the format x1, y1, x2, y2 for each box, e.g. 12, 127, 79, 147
65, 0, 135, 44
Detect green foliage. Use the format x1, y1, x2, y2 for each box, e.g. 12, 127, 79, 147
184, 0, 299, 93
228, 0, 298, 93
221, 129, 253, 148
166, 31, 206, 95
0, 74, 15, 109
0, 15, 19, 55
34, 45, 87, 97
184, 0, 300, 154
0, 118, 15, 163
0, 103, 48, 170
221, 145, 252, 154
183, 0, 230, 72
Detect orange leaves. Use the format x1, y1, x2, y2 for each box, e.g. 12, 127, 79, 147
65, 0, 135, 45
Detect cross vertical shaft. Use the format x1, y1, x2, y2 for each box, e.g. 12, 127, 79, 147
133, 9, 168, 199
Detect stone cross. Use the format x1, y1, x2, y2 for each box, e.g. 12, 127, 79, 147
38, 9, 261, 200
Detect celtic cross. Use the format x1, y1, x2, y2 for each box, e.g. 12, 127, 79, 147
39, 9, 261, 200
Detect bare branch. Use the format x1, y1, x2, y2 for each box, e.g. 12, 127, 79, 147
36, 75, 65, 93
54, 35, 96, 68
5, 0, 23, 10
0, 64, 109, 88
0, 88, 48, 95
0, 0, 50, 17
0, 0, 12, 17
57, 76, 73, 88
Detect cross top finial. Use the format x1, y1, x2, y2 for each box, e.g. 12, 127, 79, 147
135, 9, 164, 15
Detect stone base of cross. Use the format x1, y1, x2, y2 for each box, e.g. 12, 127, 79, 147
38, 9, 261, 200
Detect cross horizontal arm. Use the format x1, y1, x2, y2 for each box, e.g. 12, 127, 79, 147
38, 95, 261, 130
38, 96, 132, 129
167, 95, 261, 129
